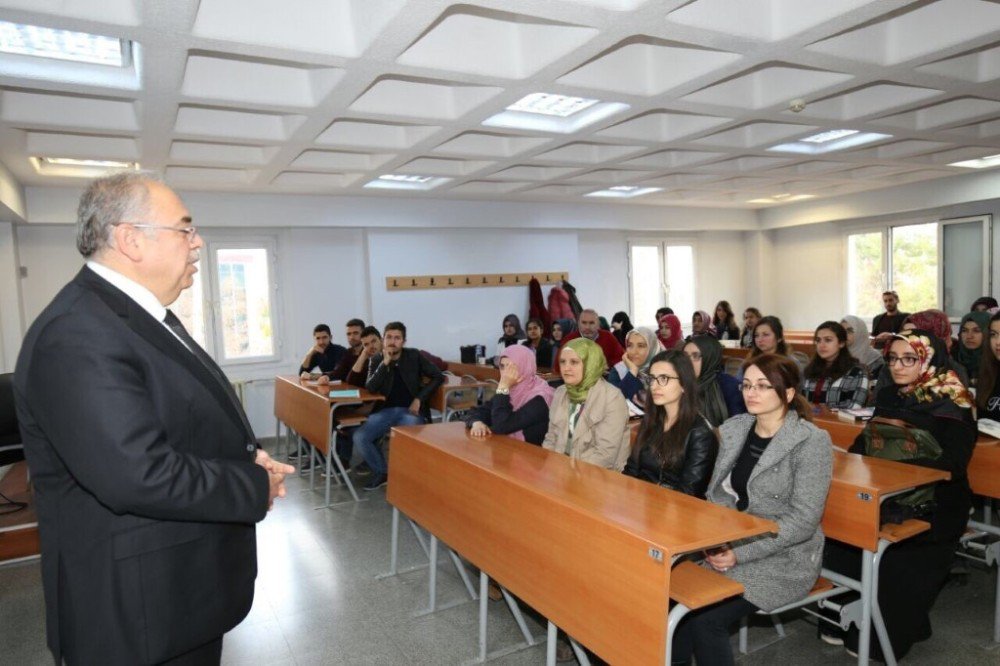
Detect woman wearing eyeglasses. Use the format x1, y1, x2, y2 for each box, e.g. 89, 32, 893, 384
821, 330, 975, 661
608, 327, 662, 405
976, 312, 1000, 419
542, 337, 631, 471
801, 321, 870, 410
682, 335, 745, 427
672, 354, 832, 666
624, 350, 717, 498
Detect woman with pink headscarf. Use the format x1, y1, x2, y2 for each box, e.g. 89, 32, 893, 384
465, 345, 554, 444
657, 313, 683, 350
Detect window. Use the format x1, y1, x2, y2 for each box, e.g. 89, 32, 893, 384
168, 238, 280, 364
628, 241, 695, 328
846, 215, 991, 321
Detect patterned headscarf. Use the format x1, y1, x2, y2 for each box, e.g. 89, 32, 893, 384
562, 337, 607, 404
952, 310, 991, 380
903, 310, 951, 346
657, 314, 683, 350
693, 310, 717, 337
886, 330, 971, 409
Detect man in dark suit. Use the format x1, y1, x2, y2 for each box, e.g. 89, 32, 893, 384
14, 173, 293, 665
354, 321, 444, 490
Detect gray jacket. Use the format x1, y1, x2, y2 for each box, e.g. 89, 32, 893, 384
542, 380, 631, 472
706, 412, 833, 611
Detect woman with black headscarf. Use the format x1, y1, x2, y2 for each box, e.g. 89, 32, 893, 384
493, 314, 525, 363
610, 311, 634, 348
681, 335, 745, 426
821, 329, 976, 661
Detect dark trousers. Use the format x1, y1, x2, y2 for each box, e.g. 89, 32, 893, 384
158, 636, 223, 666
672, 596, 757, 666
823, 534, 954, 661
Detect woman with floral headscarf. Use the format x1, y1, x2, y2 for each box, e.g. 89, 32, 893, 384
608, 327, 662, 405
822, 329, 976, 661
951, 310, 991, 386
542, 338, 630, 471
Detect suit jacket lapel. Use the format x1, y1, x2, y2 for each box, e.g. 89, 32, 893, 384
77, 267, 254, 441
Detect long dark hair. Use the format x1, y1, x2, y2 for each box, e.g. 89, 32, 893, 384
742, 353, 812, 421
713, 300, 736, 331
803, 321, 857, 381
741, 307, 762, 339
634, 350, 705, 470
750, 315, 788, 357
611, 311, 633, 333
977, 312, 1000, 412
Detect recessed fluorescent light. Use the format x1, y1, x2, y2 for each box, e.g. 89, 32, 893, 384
768, 131, 891, 155
949, 153, 1000, 169
747, 193, 815, 204
30, 156, 139, 178
585, 186, 663, 199
0, 20, 127, 67
506, 93, 599, 118
364, 174, 451, 191
483, 93, 630, 134
800, 129, 859, 144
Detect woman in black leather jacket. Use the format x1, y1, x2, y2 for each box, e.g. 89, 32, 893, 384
624, 350, 718, 498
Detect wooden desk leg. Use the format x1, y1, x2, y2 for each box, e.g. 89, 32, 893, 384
471, 575, 541, 665
416, 535, 439, 616
374, 510, 431, 579
871, 541, 898, 666
478, 572, 489, 662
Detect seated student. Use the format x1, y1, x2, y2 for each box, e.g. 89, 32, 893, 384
657, 313, 683, 351
521, 317, 554, 368
841, 314, 884, 379
298, 323, 346, 379
746, 315, 790, 362
822, 330, 976, 661
542, 338, 630, 471
740, 307, 761, 348
901, 309, 969, 385
872, 290, 910, 348
494, 314, 526, 361
801, 321, 870, 410
971, 296, 998, 312
690, 310, 716, 338
610, 311, 633, 348
952, 311, 991, 387
655, 306, 675, 321
355, 321, 445, 490
712, 301, 741, 341
607, 327, 661, 405
466, 345, 554, 445
673, 354, 832, 666
346, 326, 381, 388
624, 350, 717, 498
552, 319, 576, 352
977, 312, 1000, 418
552, 309, 624, 369
327, 318, 366, 382
682, 335, 745, 426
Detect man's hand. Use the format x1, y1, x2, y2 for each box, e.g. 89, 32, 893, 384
384, 348, 401, 363
469, 421, 491, 437
408, 398, 421, 416
299, 371, 311, 380
255, 449, 295, 510
705, 545, 737, 572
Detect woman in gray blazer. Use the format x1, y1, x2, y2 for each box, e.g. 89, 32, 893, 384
673, 353, 833, 666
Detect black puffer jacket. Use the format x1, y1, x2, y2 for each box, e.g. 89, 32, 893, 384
624, 418, 718, 498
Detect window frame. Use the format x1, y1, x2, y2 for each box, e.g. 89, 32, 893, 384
626, 237, 698, 329
937, 214, 992, 321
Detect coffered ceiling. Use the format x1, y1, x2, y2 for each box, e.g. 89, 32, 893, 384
1, 0, 999, 209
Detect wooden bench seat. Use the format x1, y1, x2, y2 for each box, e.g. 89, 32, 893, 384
670, 560, 744, 610
879, 519, 930, 543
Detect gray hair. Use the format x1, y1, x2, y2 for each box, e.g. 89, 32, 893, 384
579, 308, 599, 318
76, 172, 161, 257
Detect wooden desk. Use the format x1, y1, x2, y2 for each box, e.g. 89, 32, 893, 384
0, 462, 39, 565
446, 362, 500, 381
428, 374, 491, 419
273, 375, 384, 505
386, 423, 776, 665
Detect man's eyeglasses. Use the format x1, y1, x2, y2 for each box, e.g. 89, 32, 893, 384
639, 372, 680, 387
114, 222, 199, 243
740, 382, 774, 394
886, 354, 920, 368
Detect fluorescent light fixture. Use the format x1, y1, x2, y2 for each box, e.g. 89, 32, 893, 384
30, 156, 139, 178
768, 130, 891, 155
949, 153, 1000, 169
506, 93, 599, 118
585, 185, 663, 199
484, 93, 630, 134
364, 174, 451, 191
0, 20, 127, 66
747, 193, 815, 204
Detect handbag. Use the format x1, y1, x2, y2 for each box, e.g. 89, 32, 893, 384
860, 416, 942, 521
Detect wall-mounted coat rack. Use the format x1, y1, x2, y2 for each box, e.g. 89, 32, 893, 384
385, 271, 568, 291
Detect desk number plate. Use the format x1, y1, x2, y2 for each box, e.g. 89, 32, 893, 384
648, 548, 664, 562
857, 492, 872, 501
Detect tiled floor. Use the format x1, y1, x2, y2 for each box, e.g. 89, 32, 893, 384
2, 447, 999, 665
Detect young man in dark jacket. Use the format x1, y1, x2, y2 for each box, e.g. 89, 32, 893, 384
354, 321, 445, 489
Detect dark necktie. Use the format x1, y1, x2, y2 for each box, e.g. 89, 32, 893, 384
164, 309, 256, 447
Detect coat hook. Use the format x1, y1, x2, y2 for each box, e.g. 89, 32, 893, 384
482, 276, 487, 284
448, 277, 453, 285
499, 276, 504, 284
545, 274, 550, 281
430, 277, 435, 286
466, 277, 470, 285
392, 279, 398, 287
515, 275, 520, 283
411, 278, 416, 287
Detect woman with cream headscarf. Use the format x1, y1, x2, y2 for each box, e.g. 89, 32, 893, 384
841, 314, 884, 378
608, 327, 662, 405
542, 338, 630, 471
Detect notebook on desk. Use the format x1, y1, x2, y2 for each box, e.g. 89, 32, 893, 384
329, 389, 360, 398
